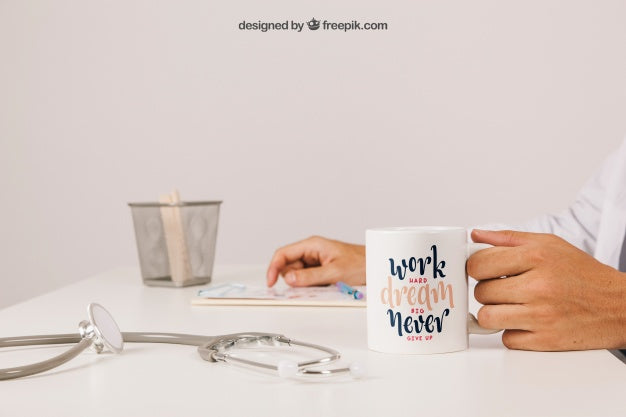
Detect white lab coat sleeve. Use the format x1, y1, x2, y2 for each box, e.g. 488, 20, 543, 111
471, 151, 617, 255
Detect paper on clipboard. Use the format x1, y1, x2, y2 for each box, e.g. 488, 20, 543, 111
191, 283, 367, 307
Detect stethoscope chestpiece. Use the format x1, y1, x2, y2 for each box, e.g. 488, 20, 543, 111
79, 303, 124, 354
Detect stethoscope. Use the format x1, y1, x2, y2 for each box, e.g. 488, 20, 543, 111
0, 303, 365, 381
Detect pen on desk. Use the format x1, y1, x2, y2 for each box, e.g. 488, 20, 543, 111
198, 283, 246, 297
336, 281, 364, 300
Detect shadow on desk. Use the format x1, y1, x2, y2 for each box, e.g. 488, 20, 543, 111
468, 332, 505, 350
609, 349, 626, 364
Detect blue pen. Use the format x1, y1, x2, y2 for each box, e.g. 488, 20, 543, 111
336, 281, 364, 300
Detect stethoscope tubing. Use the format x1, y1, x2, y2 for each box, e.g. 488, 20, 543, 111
0, 338, 92, 381
0, 332, 350, 380
0, 332, 217, 348
0, 332, 216, 381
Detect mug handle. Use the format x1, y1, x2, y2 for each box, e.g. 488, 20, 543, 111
466, 242, 501, 335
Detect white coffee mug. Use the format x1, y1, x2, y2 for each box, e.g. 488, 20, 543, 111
366, 226, 499, 354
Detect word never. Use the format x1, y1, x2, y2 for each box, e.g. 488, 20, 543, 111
387, 309, 450, 336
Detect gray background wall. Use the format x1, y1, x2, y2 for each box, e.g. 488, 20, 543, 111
1, 0, 625, 308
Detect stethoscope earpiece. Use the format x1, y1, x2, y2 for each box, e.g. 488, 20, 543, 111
348, 362, 367, 379
277, 360, 298, 378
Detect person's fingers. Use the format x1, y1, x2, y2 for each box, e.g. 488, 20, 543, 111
471, 229, 536, 247
473, 275, 532, 305
276, 261, 310, 285
266, 263, 281, 287
266, 271, 277, 287
266, 238, 323, 286
501, 329, 538, 350
284, 264, 339, 287
279, 260, 306, 277
477, 304, 532, 330
467, 246, 533, 280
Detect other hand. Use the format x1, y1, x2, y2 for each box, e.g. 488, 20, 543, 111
266, 236, 365, 287
468, 229, 626, 351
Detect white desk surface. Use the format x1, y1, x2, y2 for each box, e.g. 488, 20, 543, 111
1, 266, 624, 417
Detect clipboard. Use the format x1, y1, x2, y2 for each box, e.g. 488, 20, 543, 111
191, 283, 367, 307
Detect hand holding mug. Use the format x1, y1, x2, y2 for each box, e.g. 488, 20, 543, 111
469, 229, 626, 351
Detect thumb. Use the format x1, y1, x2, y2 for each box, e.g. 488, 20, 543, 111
284, 265, 339, 287
471, 229, 532, 247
